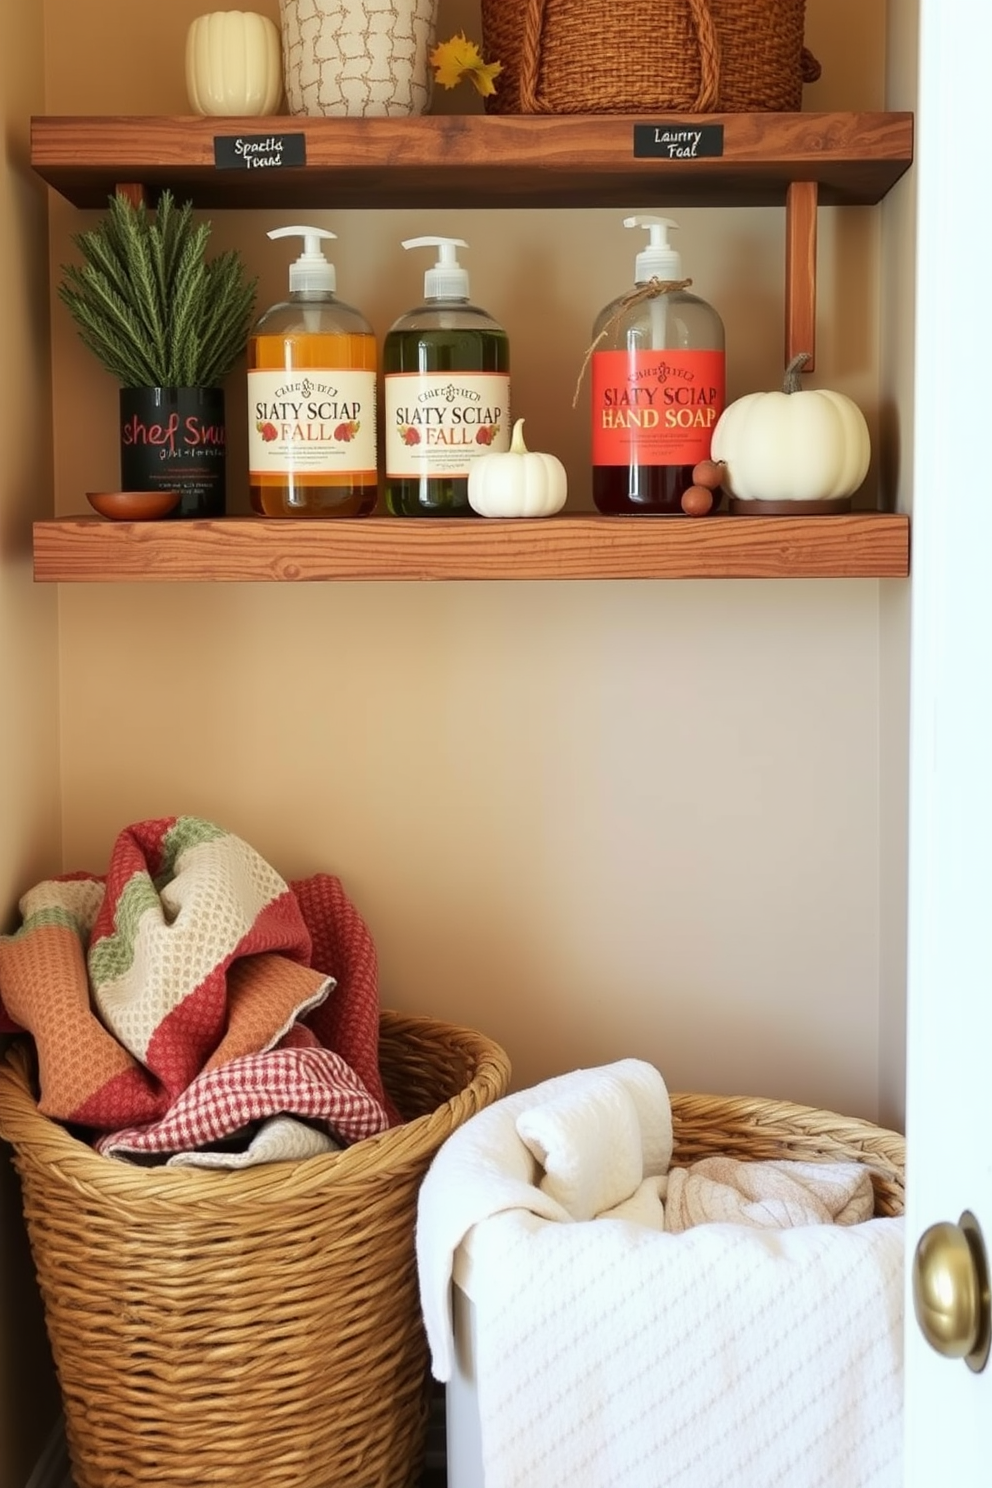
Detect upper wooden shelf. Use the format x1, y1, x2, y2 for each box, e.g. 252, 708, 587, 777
32, 513, 910, 583
30, 112, 914, 211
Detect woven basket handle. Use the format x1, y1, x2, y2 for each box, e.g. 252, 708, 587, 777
686, 0, 722, 110
516, 0, 722, 112
516, 0, 549, 112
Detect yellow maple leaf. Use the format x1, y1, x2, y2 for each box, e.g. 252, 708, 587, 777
430, 32, 503, 97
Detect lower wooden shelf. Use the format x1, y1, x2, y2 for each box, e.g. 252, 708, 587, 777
32, 512, 910, 583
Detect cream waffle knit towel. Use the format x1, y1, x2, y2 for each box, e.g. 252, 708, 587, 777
664, 1154, 875, 1232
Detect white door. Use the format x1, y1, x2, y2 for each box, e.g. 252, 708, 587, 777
904, 1, 992, 1481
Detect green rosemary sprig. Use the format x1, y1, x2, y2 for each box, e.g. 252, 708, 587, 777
58, 190, 257, 389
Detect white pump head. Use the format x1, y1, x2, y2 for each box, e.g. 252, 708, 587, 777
268, 225, 337, 293
624, 215, 682, 284
402, 236, 470, 300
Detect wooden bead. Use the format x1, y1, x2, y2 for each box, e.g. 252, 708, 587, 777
681, 484, 714, 517
691, 459, 725, 491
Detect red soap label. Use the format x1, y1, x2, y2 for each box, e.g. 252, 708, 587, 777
591, 348, 725, 467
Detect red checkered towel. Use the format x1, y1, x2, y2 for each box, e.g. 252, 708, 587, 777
0, 816, 400, 1160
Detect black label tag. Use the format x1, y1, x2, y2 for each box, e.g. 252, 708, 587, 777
213, 133, 307, 172
633, 124, 725, 160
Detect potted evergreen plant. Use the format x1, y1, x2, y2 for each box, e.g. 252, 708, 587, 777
58, 190, 256, 518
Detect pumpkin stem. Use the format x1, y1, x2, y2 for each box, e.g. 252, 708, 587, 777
509, 419, 529, 454
783, 352, 812, 394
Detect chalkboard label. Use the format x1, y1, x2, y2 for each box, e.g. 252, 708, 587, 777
213, 133, 307, 172
633, 124, 725, 160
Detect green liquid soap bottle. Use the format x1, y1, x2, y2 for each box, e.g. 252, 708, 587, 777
247, 225, 377, 518
383, 236, 511, 517
591, 215, 726, 516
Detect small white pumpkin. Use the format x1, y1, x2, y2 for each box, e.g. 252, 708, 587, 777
185, 11, 283, 118
468, 419, 567, 518
710, 353, 871, 504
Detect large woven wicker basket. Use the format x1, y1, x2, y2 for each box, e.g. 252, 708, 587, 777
669, 1090, 905, 1216
0, 1010, 511, 1488
481, 0, 822, 115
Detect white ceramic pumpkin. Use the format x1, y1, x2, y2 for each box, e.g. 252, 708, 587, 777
185, 11, 283, 117
710, 353, 871, 506
468, 419, 568, 518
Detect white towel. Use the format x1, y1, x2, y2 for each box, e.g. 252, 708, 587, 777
464, 1207, 904, 1488
516, 1074, 643, 1219
415, 1058, 672, 1381
165, 1114, 341, 1169
596, 1173, 668, 1231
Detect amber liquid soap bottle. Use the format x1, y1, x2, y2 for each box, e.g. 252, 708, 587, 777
383, 236, 510, 516
247, 225, 377, 517
591, 216, 725, 515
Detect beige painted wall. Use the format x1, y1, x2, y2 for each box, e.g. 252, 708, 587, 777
41, 0, 900, 1122
0, 3, 64, 1486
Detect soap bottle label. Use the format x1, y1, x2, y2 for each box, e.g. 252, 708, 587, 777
384, 372, 511, 477
591, 349, 725, 468
248, 368, 377, 476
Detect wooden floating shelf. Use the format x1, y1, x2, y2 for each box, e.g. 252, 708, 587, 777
32, 113, 913, 583
33, 513, 910, 584
31, 112, 913, 211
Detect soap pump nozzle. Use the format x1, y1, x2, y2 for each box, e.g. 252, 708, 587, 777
268, 225, 337, 293
624, 215, 683, 284
402, 236, 470, 300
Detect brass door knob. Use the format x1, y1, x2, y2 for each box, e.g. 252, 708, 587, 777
912, 1209, 990, 1373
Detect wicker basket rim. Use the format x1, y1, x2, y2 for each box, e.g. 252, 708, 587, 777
671, 1088, 905, 1143
1, 1029, 904, 1192
0, 1009, 512, 1201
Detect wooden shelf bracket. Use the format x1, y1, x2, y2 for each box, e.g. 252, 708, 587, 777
785, 179, 818, 371
114, 182, 147, 208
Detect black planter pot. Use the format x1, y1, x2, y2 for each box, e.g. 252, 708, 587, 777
119, 387, 226, 518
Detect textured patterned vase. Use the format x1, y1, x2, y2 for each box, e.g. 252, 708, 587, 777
279, 0, 439, 117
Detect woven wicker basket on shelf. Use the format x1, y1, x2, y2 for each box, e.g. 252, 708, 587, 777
481, 0, 822, 115
670, 1090, 905, 1215
0, 1010, 511, 1488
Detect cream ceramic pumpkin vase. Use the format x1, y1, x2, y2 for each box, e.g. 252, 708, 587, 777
279, 0, 439, 116
711, 353, 871, 514
185, 11, 283, 116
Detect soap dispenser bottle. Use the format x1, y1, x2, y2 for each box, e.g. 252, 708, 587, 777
591, 216, 725, 516
247, 225, 377, 518
383, 237, 511, 517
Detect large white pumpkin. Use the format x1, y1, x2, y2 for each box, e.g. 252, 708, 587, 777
710, 354, 870, 504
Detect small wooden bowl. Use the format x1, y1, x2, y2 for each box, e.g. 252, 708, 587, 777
87, 490, 181, 521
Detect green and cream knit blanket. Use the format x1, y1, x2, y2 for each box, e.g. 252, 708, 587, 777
0, 816, 396, 1161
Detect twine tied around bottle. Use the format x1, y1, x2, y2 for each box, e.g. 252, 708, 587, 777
571, 278, 693, 409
